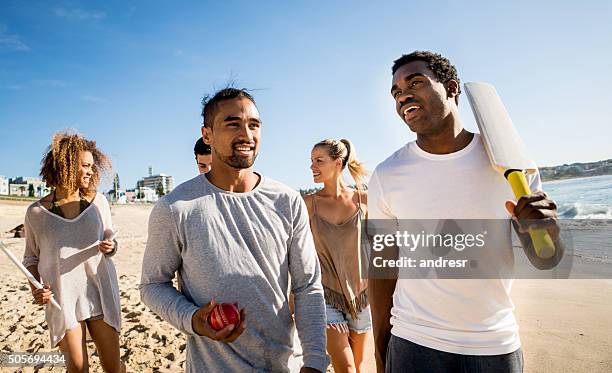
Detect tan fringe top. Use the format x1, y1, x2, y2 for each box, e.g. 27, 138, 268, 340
309, 191, 368, 319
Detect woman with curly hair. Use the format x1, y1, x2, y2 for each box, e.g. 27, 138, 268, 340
304, 138, 371, 373
22, 131, 125, 373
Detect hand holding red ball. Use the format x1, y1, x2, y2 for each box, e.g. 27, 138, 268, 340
191, 299, 246, 342
208, 303, 241, 331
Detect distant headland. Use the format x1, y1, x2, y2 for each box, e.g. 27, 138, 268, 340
540, 159, 612, 181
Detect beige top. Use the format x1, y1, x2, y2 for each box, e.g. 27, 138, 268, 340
23, 193, 121, 347
308, 191, 368, 318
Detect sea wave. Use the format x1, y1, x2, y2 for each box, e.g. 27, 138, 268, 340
558, 202, 612, 219
572, 252, 612, 264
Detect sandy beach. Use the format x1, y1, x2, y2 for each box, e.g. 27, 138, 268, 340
1, 200, 611, 372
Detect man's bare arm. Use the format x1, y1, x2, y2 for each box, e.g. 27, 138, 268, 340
369, 277, 396, 373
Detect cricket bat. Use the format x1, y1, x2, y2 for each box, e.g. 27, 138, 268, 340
464, 82, 555, 259
1, 241, 62, 310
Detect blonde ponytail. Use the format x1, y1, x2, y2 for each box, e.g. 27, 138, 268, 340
339, 139, 368, 190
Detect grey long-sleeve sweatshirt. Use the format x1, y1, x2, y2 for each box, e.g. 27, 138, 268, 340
139, 174, 328, 372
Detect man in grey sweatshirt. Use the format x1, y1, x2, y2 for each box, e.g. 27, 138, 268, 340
140, 88, 328, 373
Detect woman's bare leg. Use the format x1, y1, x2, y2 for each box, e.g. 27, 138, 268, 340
86, 319, 125, 373
57, 321, 89, 373
348, 330, 371, 373
326, 325, 356, 373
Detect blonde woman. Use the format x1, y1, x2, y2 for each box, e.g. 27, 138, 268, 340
23, 131, 125, 373
304, 138, 371, 373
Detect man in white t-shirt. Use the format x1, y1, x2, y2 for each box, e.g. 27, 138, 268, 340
368, 51, 561, 373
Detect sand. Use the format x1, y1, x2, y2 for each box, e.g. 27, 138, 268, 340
1, 200, 611, 372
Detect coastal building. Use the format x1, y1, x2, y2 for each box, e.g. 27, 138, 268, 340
134, 186, 158, 203
136, 167, 174, 196
0, 175, 8, 195
125, 189, 136, 203
9, 183, 29, 196
9, 177, 50, 197
106, 189, 127, 204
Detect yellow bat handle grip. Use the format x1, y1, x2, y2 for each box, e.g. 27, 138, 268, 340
506, 170, 555, 259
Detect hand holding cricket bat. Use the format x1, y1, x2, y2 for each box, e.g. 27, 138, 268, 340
0, 241, 62, 310
465, 82, 557, 260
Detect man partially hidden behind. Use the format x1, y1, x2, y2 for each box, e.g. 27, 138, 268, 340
194, 137, 212, 174
368, 51, 561, 373
140, 88, 328, 373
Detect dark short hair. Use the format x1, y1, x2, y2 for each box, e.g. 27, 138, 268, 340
201, 87, 256, 128
194, 137, 211, 156
392, 51, 461, 102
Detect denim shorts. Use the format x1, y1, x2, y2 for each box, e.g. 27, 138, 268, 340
325, 303, 372, 333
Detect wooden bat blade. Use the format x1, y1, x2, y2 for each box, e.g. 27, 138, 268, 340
464, 82, 536, 174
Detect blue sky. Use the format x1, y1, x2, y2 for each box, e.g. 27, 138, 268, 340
1, 1, 611, 191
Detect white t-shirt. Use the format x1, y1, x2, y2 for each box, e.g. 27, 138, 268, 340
368, 133, 540, 355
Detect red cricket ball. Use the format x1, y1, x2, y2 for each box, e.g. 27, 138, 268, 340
207, 303, 240, 331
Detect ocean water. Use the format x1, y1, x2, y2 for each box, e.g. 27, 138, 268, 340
543, 174, 612, 219
540, 174, 612, 266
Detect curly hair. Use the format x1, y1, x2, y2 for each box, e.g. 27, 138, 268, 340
201, 87, 256, 128
392, 51, 461, 103
40, 130, 112, 195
